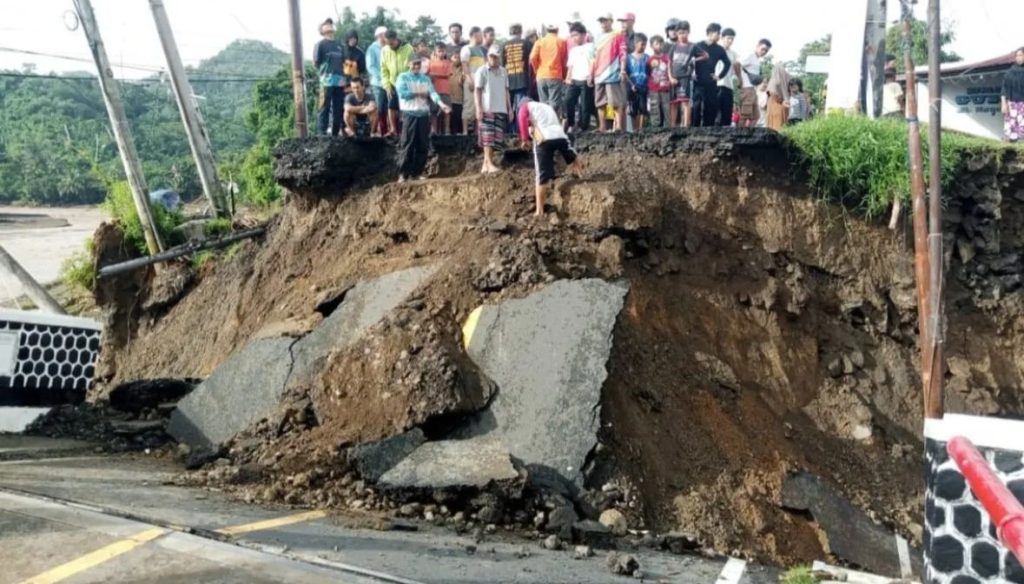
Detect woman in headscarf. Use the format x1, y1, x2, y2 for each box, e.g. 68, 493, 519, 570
1002, 47, 1024, 143
765, 63, 791, 130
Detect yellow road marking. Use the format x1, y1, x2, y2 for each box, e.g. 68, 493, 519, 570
20, 527, 165, 584
462, 306, 483, 350
215, 509, 328, 537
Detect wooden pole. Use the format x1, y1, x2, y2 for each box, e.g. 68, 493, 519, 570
148, 0, 230, 218
0, 245, 66, 315
287, 0, 308, 138
925, 0, 945, 419
900, 0, 936, 419
73, 0, 163, 255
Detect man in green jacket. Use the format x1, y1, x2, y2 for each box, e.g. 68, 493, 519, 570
381, 30, 414, 136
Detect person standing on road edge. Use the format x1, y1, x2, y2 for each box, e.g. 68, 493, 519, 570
313, 18, 346, 136
366, 27, 389, 136
475, 46, 511, 174
382, 31, 414, 137
503, 23, 533, 136
1002, 47, 1024, 143
647, 35, 672, 129
692, 23, 731, 127
449, 51, 466, 135
396, 59, 451, 182
592, 13, 627, 132
517, 99, 583, 217
738, 39, 772, 127
668, 21, 704, 129
428, 43, 453, 134
716, 28, 740, 126
626, 34, 650, 132
529, 24, 569, 116
460, 27, 488, 135
564, 21, 595, 134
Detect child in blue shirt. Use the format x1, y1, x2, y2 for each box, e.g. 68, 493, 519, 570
626, 34, 650, 133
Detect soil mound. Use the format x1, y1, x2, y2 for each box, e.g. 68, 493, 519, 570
91, 129, 1024, 567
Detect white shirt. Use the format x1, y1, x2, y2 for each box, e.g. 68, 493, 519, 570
526, 101, 567, 142
567, 43, 595, 82
718, 48, 739, 88
740, 53, 761, 89
474, 66, 509, 114
882, 82, 904, 116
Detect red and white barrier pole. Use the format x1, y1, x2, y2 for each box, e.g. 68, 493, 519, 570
948, 436, 1024, 563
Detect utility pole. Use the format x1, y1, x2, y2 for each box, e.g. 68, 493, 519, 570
287, 0, 309, 137
925, 0, 945, 419
867, 0, 888, 117
73, 0, 163, 255
0, 245, 66, 315
149, 0, 230, 218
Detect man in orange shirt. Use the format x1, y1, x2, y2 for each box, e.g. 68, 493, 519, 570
529, 24, 568, 116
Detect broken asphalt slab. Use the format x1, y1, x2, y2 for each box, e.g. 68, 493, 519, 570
457, 278, 628, 483
782, 472, 924, 577
168, 265, 436, 450
379, 437, 522, 492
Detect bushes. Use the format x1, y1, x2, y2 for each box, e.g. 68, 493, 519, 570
60, 238, 96, 291
783, 114, 1006, 218
101, 180, 183, 254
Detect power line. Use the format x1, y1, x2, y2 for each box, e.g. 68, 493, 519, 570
0, 72, 275, 83
0, 46, 163, 73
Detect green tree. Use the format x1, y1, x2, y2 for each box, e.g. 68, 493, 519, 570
886, 17, 961, 72
787, 35, 832, 114
334, 6, 442, 47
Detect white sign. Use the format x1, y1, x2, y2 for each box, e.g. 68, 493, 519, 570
0, 331, 17, 377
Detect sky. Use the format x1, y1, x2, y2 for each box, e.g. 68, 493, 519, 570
0, 1, 1020, 79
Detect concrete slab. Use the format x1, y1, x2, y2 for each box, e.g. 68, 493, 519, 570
290, 264, 437, 387
459, 279, 628, 482
350, 428, 426, 482
379, 437, 520, 490
0, 406, 51, 433
167, 337, 294, 449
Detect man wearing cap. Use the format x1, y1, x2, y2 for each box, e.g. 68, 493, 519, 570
367, 26, 389, 135
593, 14, 627, 132
395, 58, 451, 182
529, 24, 569, 116
475, 47, 511, 173
503, 24, 533, 135
517, 99, 584, 217
313, 18, 346, 136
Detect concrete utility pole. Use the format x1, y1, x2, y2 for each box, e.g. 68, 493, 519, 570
73, 0, 163, 255
149, 0, 230, 218
0, 245, 66, 315
867, 0, 888, 117
287, 0, 309, 137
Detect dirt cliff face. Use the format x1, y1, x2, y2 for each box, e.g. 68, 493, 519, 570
93, 129, 1024, 565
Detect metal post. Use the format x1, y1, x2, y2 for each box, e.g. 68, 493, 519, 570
925, 0, 945, 419
900, 0, 935, 417
0, 245, 66, 315
287, 0, 308, 137
73, 0, 163, 255
148, 0, 230, 218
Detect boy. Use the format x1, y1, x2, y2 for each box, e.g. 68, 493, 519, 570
344, 78, 377, 137
449, 52, 466, 134
647, 36, 672, 128
474, 46, 511, 173
517, 99, 584, 217
626, 34, 649, 132
667, 21, 707, 128
428, 43, 453, 134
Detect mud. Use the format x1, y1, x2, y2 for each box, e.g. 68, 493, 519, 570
90, 130, 1024, 567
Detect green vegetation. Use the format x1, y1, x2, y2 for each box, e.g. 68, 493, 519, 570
784, 115, 1011, 218
885, 17, 961, 73
191, 250, 216, 271
101, 181, 184, 254
780, 566, 817, 584
60, 238, 96, 291
204, 217, 234, 238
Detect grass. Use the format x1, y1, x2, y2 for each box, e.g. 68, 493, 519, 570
101, 180, 184, 254
780, 565, 818, 584
203, 217, 234, 238
783, 114, 1015, 219
59, 238, 96, 291
191, 250, 216, 271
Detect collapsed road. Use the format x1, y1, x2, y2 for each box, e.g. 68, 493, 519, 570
10, 128, 1024, 581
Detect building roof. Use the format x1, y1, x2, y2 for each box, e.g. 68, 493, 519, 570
912, 52, 1016, 79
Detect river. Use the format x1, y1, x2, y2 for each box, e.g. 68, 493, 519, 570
0, 206, 106, 303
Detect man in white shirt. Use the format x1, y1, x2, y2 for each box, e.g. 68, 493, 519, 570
564, 22, 595, 133
517, 99, 584, 217
881, 68, 905, 117
475, 46, 512, 173
738, 39, 772, 127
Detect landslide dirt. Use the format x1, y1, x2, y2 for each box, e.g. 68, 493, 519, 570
92, 130, 1024, 566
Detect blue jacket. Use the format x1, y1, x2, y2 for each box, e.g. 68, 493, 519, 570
396, 72, 443, 116
367, 43, 383, 87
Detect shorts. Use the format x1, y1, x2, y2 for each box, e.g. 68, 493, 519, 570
353, 115, 371, 137
739, 87, 758, 120
672, 79, 692, 104
595, 82, 626, 108
534, 138, 578, 186
479, 112, 507, 148
388, 89, 401, 111
629, 88, 649, 117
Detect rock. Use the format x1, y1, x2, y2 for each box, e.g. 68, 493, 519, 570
106, 379, 195, 413
110, 420, 165, 436
663, 531, 701, 554
478, 505, 502, 525
378, 437, 524, 495
842, 356, 855, 375
464, 544, 477, 555
606, 552, 640, 576
485, 220, 511, 234
183, 446, 226, 470
574, 545, 594, 560
458, 279, 629, 482
515, 546, 532, 559
597, 236, 626, 276
398, 503, 422, 517
543, 535, 563, 551
547, 505, 579, 540
640, 532, 659, 549
599, 509, 628, 536
849, 350, 865, 370
574, 520, 616, 549
827, 358, 843, 378
991, 253, 1020, 274
349, 428, 426, 482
